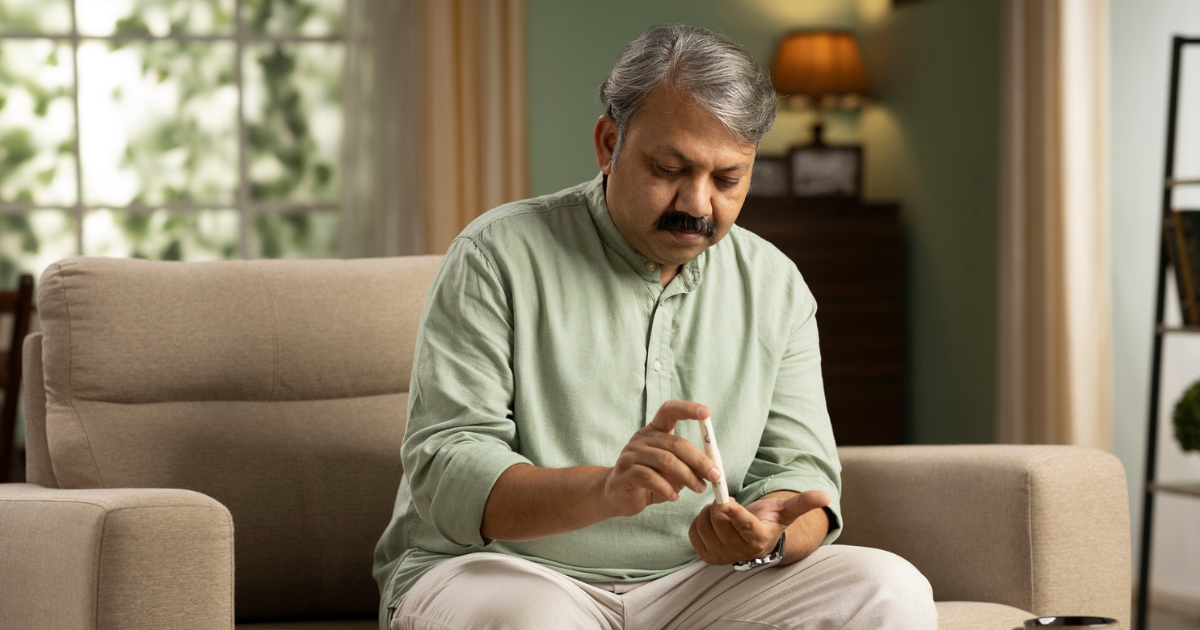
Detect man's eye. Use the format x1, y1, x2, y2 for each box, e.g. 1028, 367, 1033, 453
655, 164, 683, 177
716, 178, 739, 189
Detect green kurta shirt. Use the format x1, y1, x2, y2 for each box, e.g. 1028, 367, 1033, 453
373, 173, 843, 621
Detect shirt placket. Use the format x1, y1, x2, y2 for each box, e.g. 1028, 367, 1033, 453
642, 276, 690, 425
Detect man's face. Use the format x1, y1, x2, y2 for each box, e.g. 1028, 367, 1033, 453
594, 87, 757, 268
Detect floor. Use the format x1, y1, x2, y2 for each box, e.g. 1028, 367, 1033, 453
1146, 603, 1200, 629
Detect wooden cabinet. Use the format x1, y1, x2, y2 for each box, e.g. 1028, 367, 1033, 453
736, 198, 903, 445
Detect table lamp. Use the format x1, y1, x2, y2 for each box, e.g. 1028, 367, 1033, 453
771, 31, 869, 146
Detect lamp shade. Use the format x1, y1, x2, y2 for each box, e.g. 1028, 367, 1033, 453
771, 31, 869, 98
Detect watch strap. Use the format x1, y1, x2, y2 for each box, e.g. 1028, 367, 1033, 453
732, 531, 786, 572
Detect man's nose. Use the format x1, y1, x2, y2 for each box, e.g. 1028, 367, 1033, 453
675, 175, 713, 218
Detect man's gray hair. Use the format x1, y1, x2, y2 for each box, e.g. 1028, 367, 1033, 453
599, 24, 776, 168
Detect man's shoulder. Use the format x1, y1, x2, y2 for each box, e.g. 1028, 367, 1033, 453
718, 224, 816, 324
722, 224, 802, 281
457, 180, 593, 245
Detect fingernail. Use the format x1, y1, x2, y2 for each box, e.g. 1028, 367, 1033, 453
708, 467, 722, 482
697, 405, 711, 418
670, 491, 679, 501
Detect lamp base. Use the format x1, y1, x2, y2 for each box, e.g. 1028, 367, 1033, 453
810, 121, 826, 147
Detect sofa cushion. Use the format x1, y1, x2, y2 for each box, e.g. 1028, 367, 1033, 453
936, 601, 1034, 629
237, 622, 376, 630
36, 256, 442, 621
39, 257, 437, 405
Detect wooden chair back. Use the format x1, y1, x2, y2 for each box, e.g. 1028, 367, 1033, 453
1, 274, 34, 483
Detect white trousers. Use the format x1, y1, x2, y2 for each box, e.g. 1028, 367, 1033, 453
391, 545, 938, 630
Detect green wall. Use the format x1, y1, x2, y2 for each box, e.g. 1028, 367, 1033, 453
526, 0, 1001, 444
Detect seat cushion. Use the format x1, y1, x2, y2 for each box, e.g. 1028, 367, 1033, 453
237, 622, 376, 630
937, 601, 1034, 629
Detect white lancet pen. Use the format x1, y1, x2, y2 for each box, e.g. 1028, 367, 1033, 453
698, 416, 730, 504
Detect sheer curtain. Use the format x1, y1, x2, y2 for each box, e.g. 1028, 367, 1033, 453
341, 0, 423, 257
997, 0, 1112, 449
340, 0, 528, 258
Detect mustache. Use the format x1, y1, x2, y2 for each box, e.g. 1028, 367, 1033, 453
654, 211, 716, 239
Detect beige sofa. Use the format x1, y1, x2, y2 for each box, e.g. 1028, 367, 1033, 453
0, 257, 1131, 629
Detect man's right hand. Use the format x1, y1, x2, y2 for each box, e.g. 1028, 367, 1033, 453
601, 400, 723, 517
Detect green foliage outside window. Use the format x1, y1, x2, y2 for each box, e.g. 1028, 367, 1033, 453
0, 0, 343, 291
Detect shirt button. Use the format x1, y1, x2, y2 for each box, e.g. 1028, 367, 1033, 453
653, 360, 661, 372
645, 261, 657, 271
659, 300, 665, 307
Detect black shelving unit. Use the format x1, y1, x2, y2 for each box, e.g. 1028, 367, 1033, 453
1137, 34, 1200, 630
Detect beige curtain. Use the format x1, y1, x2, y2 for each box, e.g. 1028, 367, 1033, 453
340, 0, 528, 257
420, 0, 529, 254
997, 0, 1112, 449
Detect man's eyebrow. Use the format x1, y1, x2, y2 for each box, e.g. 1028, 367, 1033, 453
653, 147, 750, 173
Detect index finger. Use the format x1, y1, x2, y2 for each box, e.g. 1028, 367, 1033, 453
649, 400, 712, 435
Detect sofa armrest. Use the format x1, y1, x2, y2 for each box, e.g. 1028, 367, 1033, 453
0, 483, 234, 630
836, 445, 1130, 627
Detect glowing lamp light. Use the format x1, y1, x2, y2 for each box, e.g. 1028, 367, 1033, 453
771, 31, 869, 110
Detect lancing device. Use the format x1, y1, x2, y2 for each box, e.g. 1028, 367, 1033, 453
698, 417, 730, 504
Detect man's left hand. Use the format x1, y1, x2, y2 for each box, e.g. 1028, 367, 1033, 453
687, 490, 830, 565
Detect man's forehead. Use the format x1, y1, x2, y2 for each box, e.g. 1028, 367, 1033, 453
629, 88, 756, 161
649, 144, 754, 172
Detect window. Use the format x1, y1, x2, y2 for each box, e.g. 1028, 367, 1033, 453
0, 0, 345, 287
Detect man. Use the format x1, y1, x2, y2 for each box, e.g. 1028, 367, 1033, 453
374, 24, 937, 630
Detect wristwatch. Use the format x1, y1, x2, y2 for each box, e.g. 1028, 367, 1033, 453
733, 532, 786, 572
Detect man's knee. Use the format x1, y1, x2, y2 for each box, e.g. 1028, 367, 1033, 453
396, 554, 606, 630
834, 545, 933, 596
822, 545, 938, 625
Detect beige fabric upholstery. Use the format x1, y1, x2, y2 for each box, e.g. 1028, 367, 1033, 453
35, 256, 442, 621
21, 333, 56, 487
37, 257, 433, 407
837, 445, 1130, 629
935, 601, 1034, 630
237, 623, 377, 630
0, 484, 234, 630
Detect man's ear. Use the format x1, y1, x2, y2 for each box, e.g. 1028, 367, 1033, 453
594, 114, 618, 174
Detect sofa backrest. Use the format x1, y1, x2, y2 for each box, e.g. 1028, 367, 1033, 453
33, 255, 442, 621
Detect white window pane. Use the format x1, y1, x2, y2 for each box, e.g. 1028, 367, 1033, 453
0, 210, 77, 287
243, 42, 342, 204
0, 40, 76, 205
78, 40, 238, 206
0, 0, 71, 33
248, 210, 338, 259
242, 0, 342, 36
75, 0, 235, 37
84, 208, 239, 261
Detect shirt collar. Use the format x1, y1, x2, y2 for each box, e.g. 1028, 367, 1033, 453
583, 172, 707, 292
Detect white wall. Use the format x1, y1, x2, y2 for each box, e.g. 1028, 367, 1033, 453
1110, 0, 1200, 604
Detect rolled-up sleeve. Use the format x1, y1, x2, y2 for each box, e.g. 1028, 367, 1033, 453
735, 277, 844, 546
402, 235, 532, 549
